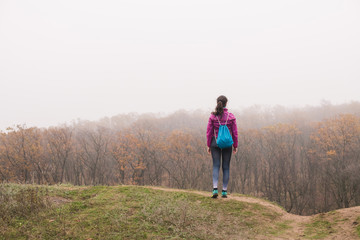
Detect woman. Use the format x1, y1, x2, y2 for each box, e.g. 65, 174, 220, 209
206, 95, 238, 198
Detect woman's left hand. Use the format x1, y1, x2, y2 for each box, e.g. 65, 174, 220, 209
233, 147, 237, 154
207, 147, 211, 155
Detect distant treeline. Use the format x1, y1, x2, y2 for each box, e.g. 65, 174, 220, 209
1, 101, 360, 215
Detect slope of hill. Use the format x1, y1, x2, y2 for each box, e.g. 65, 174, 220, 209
0, 184, 359, 239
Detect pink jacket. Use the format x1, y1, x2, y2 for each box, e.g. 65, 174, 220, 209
206, 108, 238, 148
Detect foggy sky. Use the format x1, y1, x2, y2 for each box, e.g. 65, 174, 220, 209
1, 0, 360, 130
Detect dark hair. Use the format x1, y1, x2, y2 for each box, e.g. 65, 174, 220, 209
211, 95, 228, 116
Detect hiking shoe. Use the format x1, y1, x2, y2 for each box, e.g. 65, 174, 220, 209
221, 190, 228, 198
211, 189, 218, 198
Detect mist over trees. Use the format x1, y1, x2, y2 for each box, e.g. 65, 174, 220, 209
1, 102, 360, 215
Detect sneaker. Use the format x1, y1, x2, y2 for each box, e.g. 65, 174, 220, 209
211, 189, 218, 198
221, 190, 228, 198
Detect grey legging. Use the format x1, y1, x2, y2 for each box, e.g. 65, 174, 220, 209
210, 137, 232, 190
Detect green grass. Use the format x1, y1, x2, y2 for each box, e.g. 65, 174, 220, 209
267, 221, 292, 235
231, 192, 287, 212
0, 184, 290, 239
357, 216, 360, 237
304, 214, 335, 239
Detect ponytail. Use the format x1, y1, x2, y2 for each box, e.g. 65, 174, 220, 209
211, 95, 228, 116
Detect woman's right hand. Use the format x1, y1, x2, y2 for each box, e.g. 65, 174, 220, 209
233, 147, 238, 154
207, 147, 211, 155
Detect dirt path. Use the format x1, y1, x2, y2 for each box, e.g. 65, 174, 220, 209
147, 186, 360, 240
229, 194, 311, 240
148, 186, 311, 239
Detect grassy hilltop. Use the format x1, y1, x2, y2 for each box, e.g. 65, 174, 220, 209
0, 184, 360, 240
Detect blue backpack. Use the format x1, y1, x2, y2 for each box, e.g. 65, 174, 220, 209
215, 113, 234, 149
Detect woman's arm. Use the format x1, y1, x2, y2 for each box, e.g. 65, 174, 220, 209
206, 116, 214, 148
231, 116, 238, 149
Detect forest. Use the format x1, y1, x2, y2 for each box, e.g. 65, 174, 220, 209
1, 101, 360, 215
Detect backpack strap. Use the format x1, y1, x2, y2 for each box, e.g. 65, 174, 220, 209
216, 113, 229, 125
214, 115, 221, 140
214, 113, 230, 139
215, 115, 221, 125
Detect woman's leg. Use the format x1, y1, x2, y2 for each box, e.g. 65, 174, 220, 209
221, 147, 232, 191
211, 140, 221, 189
